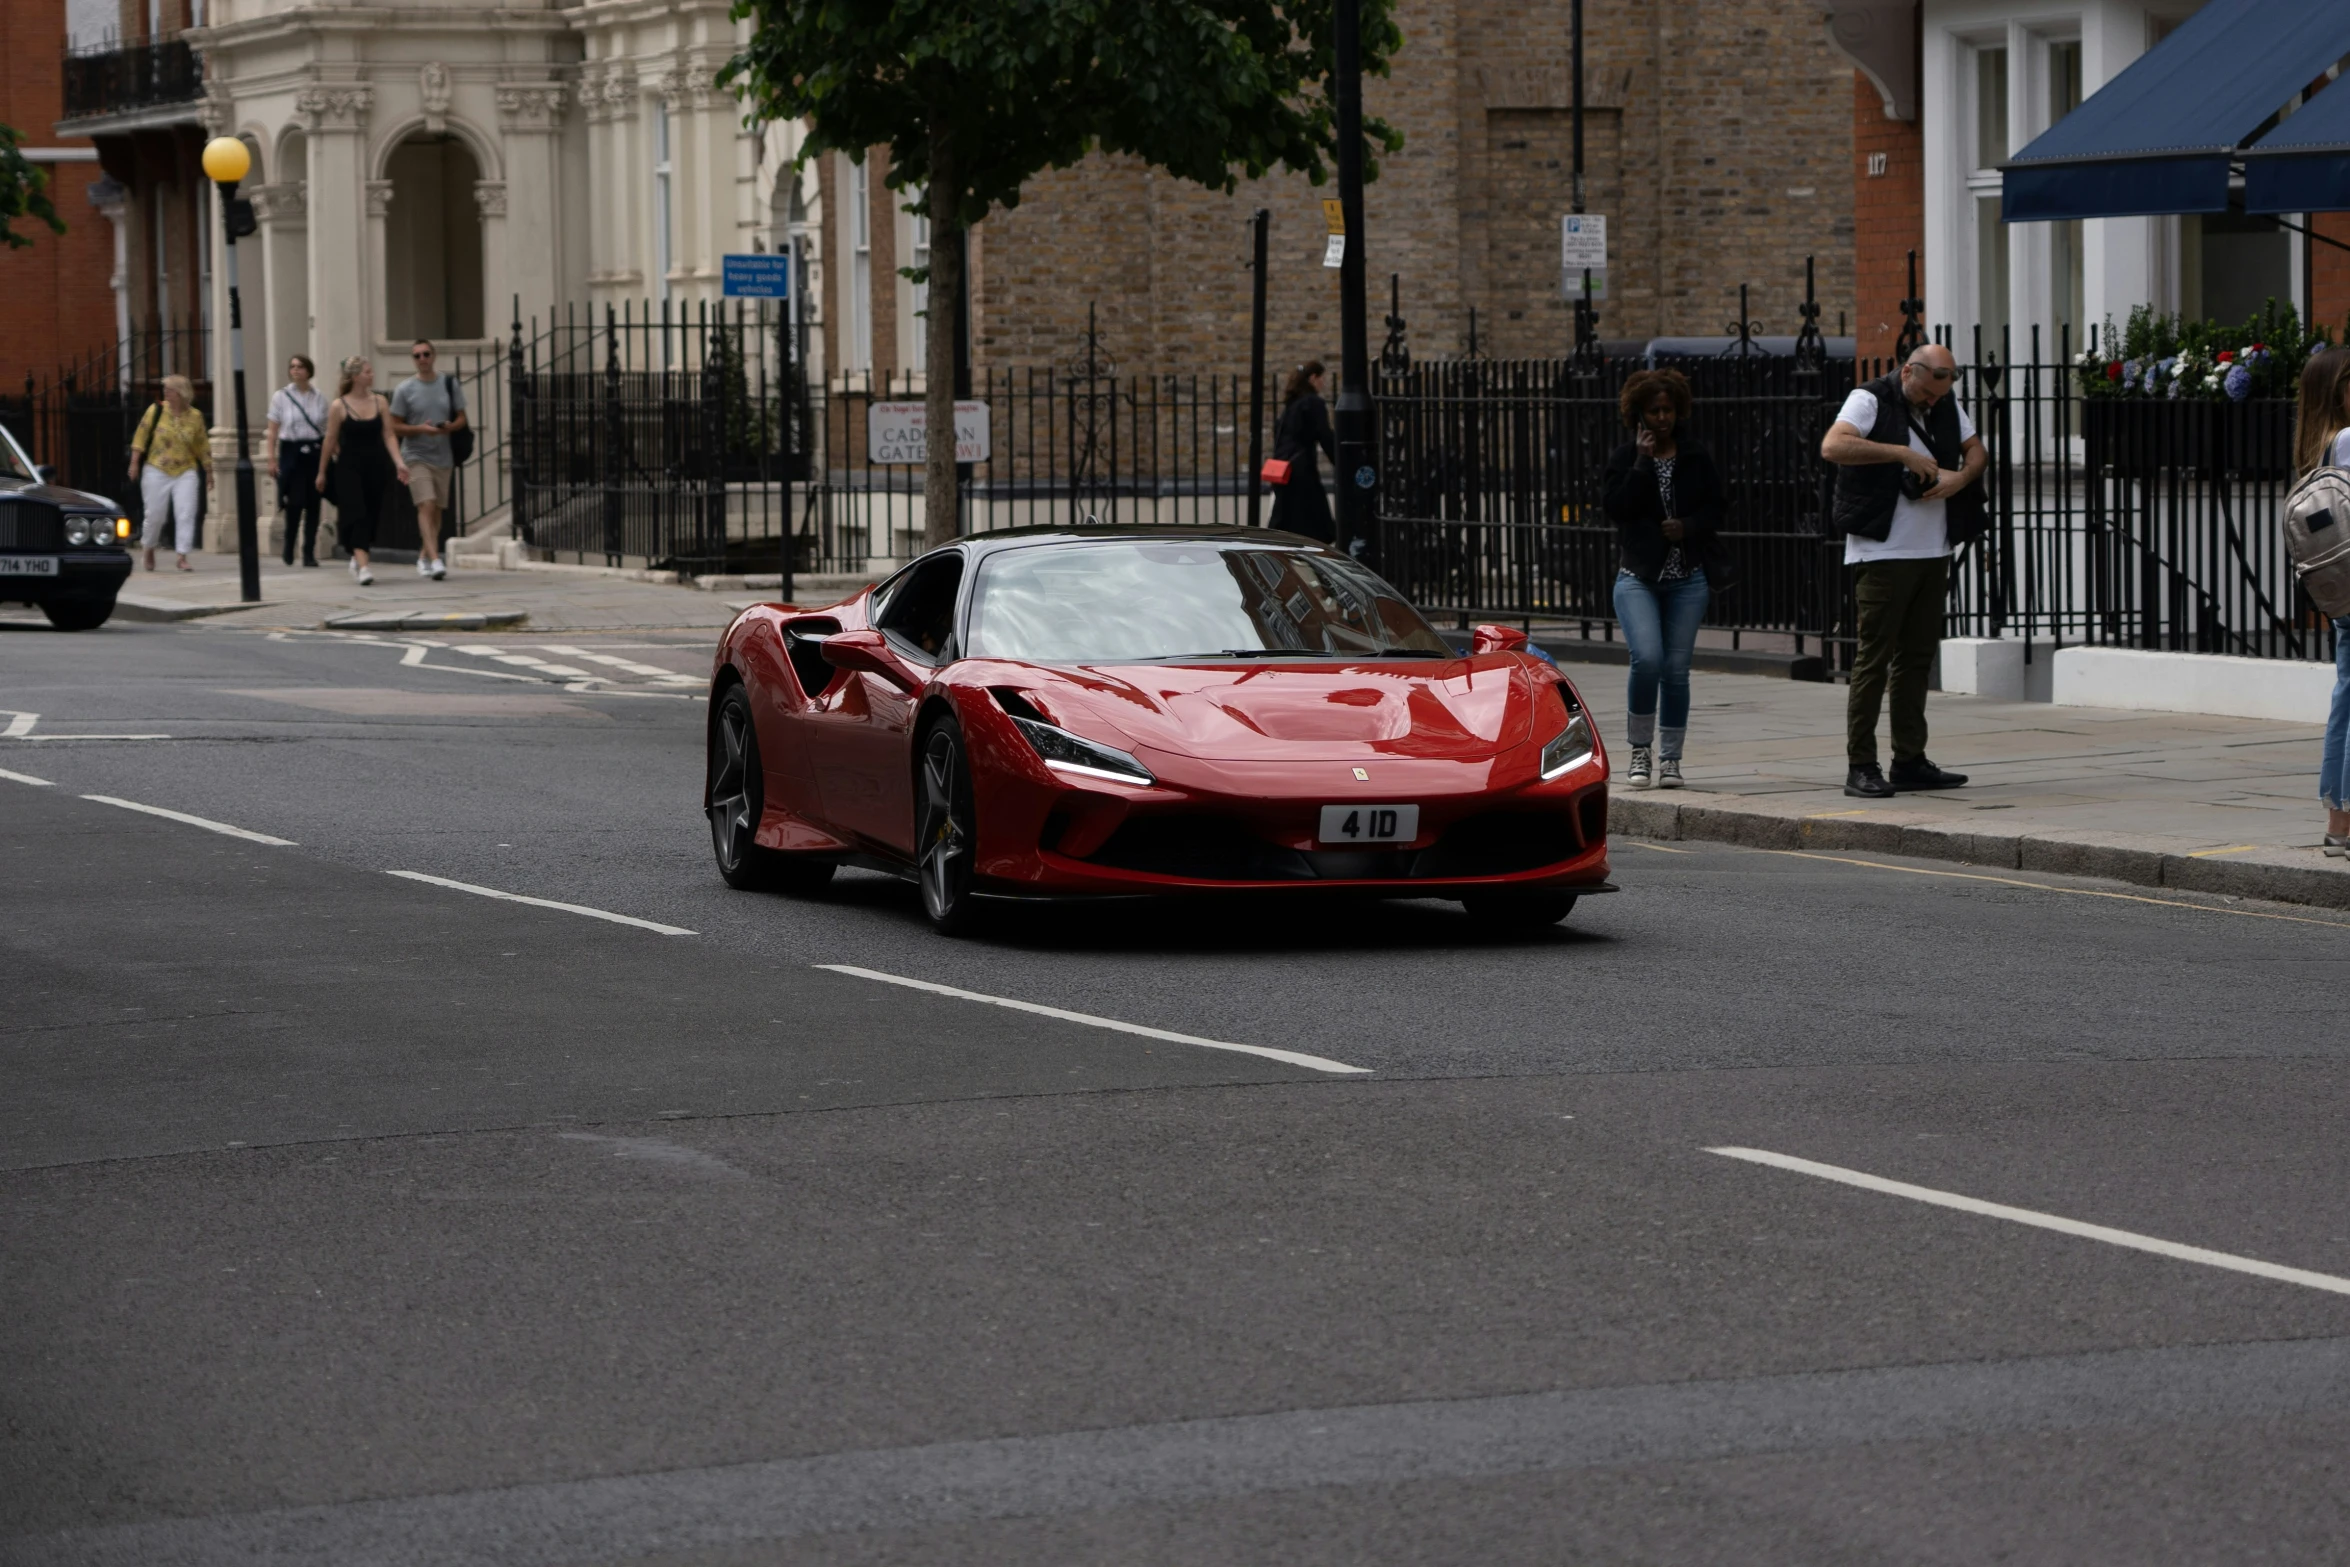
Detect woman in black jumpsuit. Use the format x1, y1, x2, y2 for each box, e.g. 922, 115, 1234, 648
318, 355, 407, 585
1269, 360, 1337, 544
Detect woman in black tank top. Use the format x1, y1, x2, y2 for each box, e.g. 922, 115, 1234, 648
319, 356, 409, 585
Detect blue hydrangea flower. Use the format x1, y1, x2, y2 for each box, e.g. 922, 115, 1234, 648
2224, 363, 2252, 401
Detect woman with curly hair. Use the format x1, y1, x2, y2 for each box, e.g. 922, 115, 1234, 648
2292, 345, 2350, 855
1600, 367, 1723, 788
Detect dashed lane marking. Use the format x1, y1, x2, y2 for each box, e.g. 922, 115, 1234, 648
1710, 1146, 2350, 1299
0, 766, 54, 787
816, 964, 1371, 1076
81, 795, 296, 846
387, 870, 697, 936
1766, 848, 2350, 929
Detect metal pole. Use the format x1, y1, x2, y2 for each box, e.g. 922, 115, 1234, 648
1333, 0, 1374, 557
779, 297, 794, 603
219, 192, 259, 603
1570, 0, 1595, 359
1246, 207, 1269, 528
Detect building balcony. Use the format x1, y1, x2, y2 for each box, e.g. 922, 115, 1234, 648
60, 38, 202, 130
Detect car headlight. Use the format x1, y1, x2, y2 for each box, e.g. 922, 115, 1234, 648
1009, 714, 1155, 786
1540, 711, 1595, 779
64, 517, 90, 545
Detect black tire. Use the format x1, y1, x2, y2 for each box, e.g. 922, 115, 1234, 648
915, 716, 983, 936
1460, 890, 1577, 930
40, 594, 114, 632
708, 685, 835, 895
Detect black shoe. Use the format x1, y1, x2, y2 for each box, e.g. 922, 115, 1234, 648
1844, 764, 1896, 799
301, 554, 318, 568
1890, 757, 1968, 790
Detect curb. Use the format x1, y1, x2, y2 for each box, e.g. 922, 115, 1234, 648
322, 610, 530, 632
1608, 792, 2350, 911
112, 595, 257, 623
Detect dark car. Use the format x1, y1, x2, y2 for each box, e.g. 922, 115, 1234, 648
0, 422, 136, 630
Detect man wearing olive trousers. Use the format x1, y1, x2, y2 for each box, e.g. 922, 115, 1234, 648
1820, 343, 1990, 798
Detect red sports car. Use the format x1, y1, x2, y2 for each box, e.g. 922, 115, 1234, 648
705, 526, 1613, 933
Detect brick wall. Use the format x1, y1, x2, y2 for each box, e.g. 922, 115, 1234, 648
947, 0, 1855, 380
1851, 72, 1924, 362
0, 0, 118, 393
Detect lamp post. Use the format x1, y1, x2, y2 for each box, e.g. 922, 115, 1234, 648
200, 136, 261, 603
1332, 0, 1374, 558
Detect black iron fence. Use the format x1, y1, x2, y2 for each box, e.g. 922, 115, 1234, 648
61, 37, 202, 121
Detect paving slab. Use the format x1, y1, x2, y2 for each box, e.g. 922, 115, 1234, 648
322, 608, 529, 632
111, 593, 256, 623
1585, 666, 2350, 908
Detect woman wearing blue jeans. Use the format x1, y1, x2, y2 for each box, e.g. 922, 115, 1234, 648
1602, 369, 1724, 788
2293, 349, 2350, 854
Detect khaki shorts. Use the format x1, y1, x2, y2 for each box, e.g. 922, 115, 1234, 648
406, 462, 454, 509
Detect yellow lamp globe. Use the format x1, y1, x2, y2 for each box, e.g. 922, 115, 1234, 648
200, 136, 251, 185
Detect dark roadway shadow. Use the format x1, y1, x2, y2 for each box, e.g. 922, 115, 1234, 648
790, 868, 1618, 956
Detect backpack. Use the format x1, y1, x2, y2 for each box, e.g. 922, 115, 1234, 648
2284, 465, 2350, 619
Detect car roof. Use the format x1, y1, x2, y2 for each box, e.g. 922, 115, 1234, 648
944, 524, 1334, 563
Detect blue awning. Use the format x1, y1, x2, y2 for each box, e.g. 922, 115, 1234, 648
2245, 68, 2350, 212
2001, 0, 2350, 223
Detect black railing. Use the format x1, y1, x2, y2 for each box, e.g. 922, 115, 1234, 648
5, 330, 212, 527
61, 38, 201, 121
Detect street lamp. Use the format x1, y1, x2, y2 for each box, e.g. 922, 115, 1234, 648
1331, 0, 1374, 559
200, 135, 261, 603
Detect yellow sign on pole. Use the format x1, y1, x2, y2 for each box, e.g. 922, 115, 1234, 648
1322, 198, 1345, 235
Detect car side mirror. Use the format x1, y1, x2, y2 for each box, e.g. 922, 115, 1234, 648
820, 627, 922, 693
1470, 623, 1529, 655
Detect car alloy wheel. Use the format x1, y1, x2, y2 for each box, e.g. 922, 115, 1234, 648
707, 685, 833, 895
916, 718, 980, 934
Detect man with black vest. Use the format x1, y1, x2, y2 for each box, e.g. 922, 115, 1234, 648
1821, 342, 1988, 798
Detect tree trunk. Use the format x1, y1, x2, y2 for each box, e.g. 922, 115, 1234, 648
922, 122, 962, 554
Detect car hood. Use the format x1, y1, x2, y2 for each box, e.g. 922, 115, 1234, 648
1014, 657, 1544, 761
1, 478, 120, 512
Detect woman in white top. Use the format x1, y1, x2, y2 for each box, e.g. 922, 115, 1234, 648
2293, 346, 2350, 856
264, 355, 327, 567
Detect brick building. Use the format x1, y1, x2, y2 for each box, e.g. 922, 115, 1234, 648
803, 0, 1862, 385
0, 0, 122, 398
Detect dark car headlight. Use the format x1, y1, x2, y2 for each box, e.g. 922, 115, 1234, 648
1540, 712, 1596, 779
64, 516, 90, 546
1009, 714, 1155, 786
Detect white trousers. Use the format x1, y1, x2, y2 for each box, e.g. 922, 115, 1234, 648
140, 466, 201, 553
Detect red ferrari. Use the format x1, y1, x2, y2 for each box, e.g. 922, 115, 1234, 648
705, 526, 1613, 934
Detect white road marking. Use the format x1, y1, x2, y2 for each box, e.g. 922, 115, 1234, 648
2, 711, 34, 738
0, 766, 54, 786
817, 964, 1371, 1076
1709, 1146, 2350, 1298
81, 795, 297, 846
2, 708, 173, 740
387, 870, 697, 935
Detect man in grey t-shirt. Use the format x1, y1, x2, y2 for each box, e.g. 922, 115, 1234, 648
389, 338, 467, 579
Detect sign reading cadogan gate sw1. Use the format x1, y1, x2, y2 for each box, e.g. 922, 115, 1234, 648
868, 401, 993, 465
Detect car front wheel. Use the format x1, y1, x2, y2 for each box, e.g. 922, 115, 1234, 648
41, 594, 114, 632
915, 716, 982, 935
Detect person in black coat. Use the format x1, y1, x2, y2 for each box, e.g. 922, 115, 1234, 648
1268, 360, 1337, 543
1600, 368, 1723, 789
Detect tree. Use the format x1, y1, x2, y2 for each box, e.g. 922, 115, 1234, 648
724, 0, 1402, 551
1, 124, 67, 250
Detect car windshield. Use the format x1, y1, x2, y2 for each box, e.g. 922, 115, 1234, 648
965, 539, 1454, 664
0, 423, 36, 483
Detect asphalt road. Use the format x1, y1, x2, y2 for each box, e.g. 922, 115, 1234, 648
5, 615, 2350, 1565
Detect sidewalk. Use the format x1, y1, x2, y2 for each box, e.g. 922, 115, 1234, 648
1584, 668, 2350, 910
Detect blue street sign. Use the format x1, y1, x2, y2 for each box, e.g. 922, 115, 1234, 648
722, 253, 791, 299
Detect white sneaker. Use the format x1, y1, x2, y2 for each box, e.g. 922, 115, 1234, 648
430, 556, 447, 579
347, 558, 359, 580
1626, 746, 1653, 789
1659, 757, 1685, 789
357, 565, 375, 586
417, 556, 434, 577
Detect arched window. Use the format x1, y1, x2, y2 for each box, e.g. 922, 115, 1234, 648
384, 132, 484, 340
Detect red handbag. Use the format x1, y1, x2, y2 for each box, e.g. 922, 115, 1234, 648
1260, 457, 1293, 486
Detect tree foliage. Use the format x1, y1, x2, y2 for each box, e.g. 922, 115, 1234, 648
723, 0, 1403, 547
1, 124, 68, 251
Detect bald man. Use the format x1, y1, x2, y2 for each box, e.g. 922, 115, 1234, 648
1820, 343, 1989, 798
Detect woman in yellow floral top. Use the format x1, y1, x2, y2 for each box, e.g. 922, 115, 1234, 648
128, 374, 208, 572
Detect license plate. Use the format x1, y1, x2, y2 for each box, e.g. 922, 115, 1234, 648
1318, 803, 1419, 844
0, 556, 58, 576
